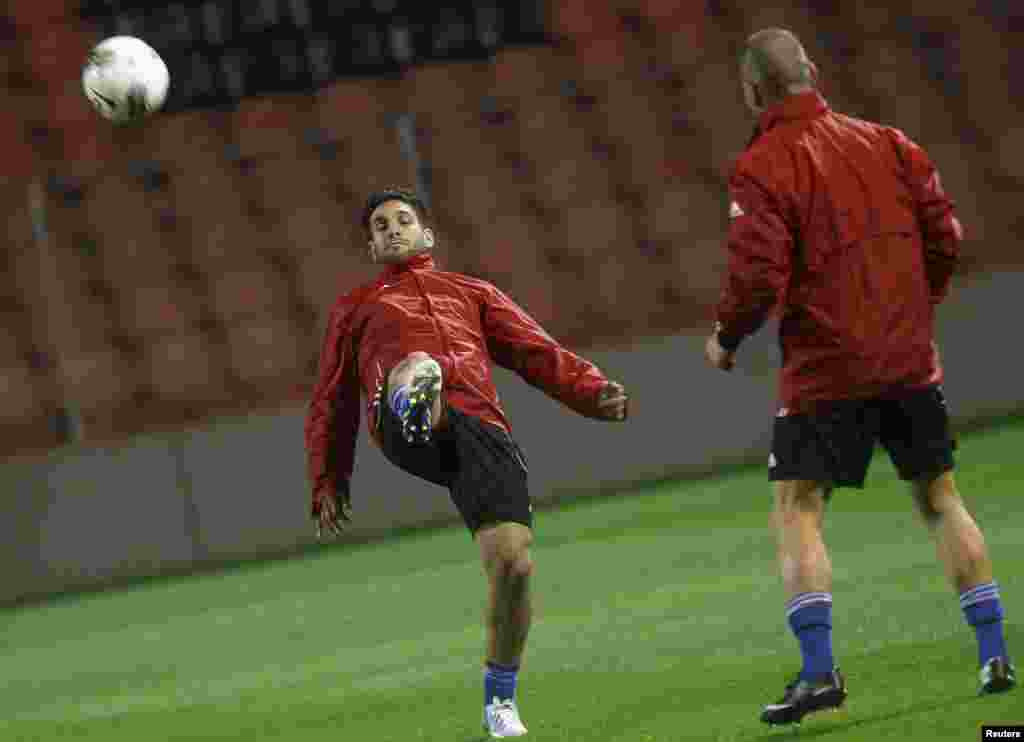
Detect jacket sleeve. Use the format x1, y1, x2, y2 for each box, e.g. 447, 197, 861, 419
714, 167, 794, 351
305, 295, 361, 516
890, 129, 963, 304
481, 284, 609, 418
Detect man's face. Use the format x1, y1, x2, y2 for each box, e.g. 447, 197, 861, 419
367, 200, 434, 264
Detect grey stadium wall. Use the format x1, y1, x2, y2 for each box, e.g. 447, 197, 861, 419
1, 270, 1022, 605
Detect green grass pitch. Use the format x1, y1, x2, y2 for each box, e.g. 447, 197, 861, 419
2, 419, 1022, 741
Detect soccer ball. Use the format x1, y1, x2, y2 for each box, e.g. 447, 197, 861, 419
81, 36, 170, 125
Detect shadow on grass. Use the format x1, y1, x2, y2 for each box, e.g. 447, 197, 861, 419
755, 693, 977, 739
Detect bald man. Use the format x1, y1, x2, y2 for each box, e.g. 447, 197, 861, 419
705, 28, 1015, 725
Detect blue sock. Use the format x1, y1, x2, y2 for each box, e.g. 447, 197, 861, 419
484, 661, 519, 705
961, 582, 1009, 666
787, 592, 834, 681
389, 385, 411, 418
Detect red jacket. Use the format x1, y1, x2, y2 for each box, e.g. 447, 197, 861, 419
305, 253, 609, 514
715, 92, 962, 410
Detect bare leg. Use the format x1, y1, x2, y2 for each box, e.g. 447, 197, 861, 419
768, 479, 841, 695
772, 480, 832, 597
911, 471, 992, 593
477, 522, 534, 666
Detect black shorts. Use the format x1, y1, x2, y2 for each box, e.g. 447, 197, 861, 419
769, 386, 956, 489
375, 395, 532, 534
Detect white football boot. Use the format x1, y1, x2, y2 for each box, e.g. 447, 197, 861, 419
483, 697, 528, 738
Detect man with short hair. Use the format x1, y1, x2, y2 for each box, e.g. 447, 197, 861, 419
306, 188, 629, 738
706, 28, 1015, 725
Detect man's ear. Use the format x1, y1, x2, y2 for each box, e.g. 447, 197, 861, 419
368, 239, 377, 262
807, 61, 820, 85
423, 227, 435, 248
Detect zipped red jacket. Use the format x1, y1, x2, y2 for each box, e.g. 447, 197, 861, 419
305, 253, 610, 515
715, 92, 963, 410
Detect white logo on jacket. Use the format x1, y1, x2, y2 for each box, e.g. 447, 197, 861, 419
729, 201, 745, 218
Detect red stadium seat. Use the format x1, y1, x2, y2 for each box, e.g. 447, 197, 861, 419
642, 13, 708, 74
841, 5, 899, 34
575, 78, 673, 195
474, 215, 557, 325
0, 107, 37, 179
245, 153, 334, 218
165, 170, 269, 271
275, 193, 365, 276
639, 182, 725, 250
0, 416, 63, 460
0, 364, 62, 459
224, 318, 313, 397
491, 45, 576, 102
0, 183, 37, 331
229, 93, 313, 159
546, 199, 637, 268
80, 173, 179, 281
315, 78, 417, 195
948, 16, 1015, 169
116, 281, 204, 338
553, 0, 621, 39
517, 95, 616, 207
407, 60, 493, 120
323, 121, 416, 199
291, 247, 373, 316
994, 127, 1024, 183
28, 241, 118, 357
740, 2, 821, 40
675, 57, 753, 178
638, 0, 706, 39
59, 347, 144, 438
0, 319, 24, 368
141, 332, 232, 410
205, 265, 291, 325
0, 175, 34, 243
475, 214, 546, 277
425, 137, 503, 215
145, 110, 231, 177
0, 364, 40, 424
146, 116, 248, 272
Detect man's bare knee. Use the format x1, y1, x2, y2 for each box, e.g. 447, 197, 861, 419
773, 480, 827, 520
479, 523, 533, 581
498, 551, 534, 582
484, 550, 534, 586
388, 351, 438, 387
912, 471, 958, 525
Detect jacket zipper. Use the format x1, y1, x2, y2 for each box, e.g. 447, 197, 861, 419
410, 269, 455, 375
408, 268, 510, 433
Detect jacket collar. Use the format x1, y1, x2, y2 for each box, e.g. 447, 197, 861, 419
380, 252, 436, 279
757, 90, 829, 133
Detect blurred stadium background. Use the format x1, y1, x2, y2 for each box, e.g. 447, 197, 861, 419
1, 2, 1022, 592
2, 2, 1024, 739
4, 0, 1021, 458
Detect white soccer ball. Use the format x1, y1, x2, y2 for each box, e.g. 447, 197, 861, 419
82, 36, 170, 124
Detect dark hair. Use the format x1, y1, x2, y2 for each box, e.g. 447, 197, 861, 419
361, 188, 429, 234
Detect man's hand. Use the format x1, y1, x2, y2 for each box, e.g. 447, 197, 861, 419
596, 381, 629, 421
704, 332, 736, 371
314, 487, 352, 541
